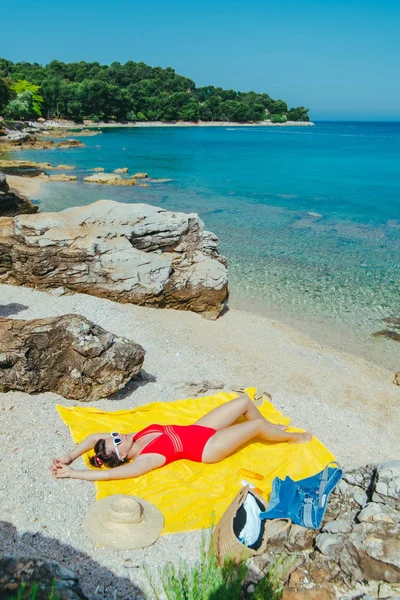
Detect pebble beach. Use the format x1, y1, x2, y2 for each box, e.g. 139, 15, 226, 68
1, 280, 399, 598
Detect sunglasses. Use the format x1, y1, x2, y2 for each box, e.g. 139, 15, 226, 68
111, 432, 122, 459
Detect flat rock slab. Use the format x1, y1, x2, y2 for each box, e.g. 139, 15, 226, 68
0, 314, 145, 400
0, 199, 228, 317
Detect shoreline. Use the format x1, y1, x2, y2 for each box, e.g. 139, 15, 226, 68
6, 174, 43, 199
44, 119, 314, 129
6, 174, 399, 375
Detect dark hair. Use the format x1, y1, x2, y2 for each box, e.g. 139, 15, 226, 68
89, 439, 124, 469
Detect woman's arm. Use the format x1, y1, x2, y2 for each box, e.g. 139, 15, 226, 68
52, 455, 163, 481
53, 433, 109, 466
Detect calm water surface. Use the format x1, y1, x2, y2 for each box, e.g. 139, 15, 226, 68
17, 123, 400, 368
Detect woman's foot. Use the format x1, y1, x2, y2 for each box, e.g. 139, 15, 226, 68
274, 423, 289, 431
288, 431, 312, 444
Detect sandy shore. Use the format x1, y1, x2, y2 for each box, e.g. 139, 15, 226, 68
7, 174, 43, 199
46, 119, 314, 129
0, 283, 399, 598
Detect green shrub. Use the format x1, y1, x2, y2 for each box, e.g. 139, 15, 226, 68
145, 534, 283, 600
269, 114, 287, 123
8, 580, 60, 600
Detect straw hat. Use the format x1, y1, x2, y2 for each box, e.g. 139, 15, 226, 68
83, 495, 164, 549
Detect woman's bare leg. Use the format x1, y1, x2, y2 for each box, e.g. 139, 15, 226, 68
202, 419, 312, 463
195, 394, 287, 431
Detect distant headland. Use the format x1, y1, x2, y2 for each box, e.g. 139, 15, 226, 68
0, 58, 311, 125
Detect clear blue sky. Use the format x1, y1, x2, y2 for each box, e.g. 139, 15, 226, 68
1, 0, 399, 120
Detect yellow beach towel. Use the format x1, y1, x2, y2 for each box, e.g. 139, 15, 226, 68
57, 388, 335, 535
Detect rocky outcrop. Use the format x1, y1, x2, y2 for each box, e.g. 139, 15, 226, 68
83, 173, 137, 185
57, 139, 85, 148
0, 556, 87, 600
0, 172, 9, 193
247, 462, 400, 600
114, 167, 128, 173
0, 200, 228, 317
0, 160, 75, 177
0, 173, 38, 216
0, 314, 145, 400
0, 136, 85, 151
132, 172, 148, 179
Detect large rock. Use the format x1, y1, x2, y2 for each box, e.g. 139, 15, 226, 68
0, 314, 145, 400
0, 199, 228, 317
0, 556, 87, 600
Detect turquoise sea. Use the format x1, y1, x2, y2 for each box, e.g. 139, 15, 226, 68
18, 122, 400, 369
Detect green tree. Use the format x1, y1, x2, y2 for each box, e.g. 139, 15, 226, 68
0, 78, 11, 113
5, 90, 34, 119
11, 80, 43, 115
269, 99, 288, 115
179, 101, 199, 121
287, 106, 310, 121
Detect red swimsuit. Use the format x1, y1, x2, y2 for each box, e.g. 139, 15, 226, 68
133, 424, 216, 465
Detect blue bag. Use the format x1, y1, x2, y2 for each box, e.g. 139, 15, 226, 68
260, 461, 342, 529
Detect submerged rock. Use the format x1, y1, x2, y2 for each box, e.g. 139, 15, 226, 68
47, 174, 77, 182
0, 314, 145, 400
372, 329, 400, 342
0, 199, 228, 317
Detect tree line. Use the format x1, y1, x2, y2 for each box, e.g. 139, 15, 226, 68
0, 58, 310, 123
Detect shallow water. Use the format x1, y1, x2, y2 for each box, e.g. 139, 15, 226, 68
17, 123, 400, 369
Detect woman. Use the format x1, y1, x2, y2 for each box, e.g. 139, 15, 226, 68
52, 394, 312, 481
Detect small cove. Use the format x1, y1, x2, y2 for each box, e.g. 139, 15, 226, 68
14, 122, 400, 370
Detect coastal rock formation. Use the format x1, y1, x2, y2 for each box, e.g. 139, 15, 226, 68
0, 173, 38, 216
91, 167, 105, 172
0, 136, 85, 152
83, 173, 136, 186
38, 173, 77, 182
248, 462, 400, 599
0, 159, 49, 177
0, 200, 228, 317
0, 314, 145, 400
114, 167, 128, 173
132, 172, 148, 179
0, 556, 87, 600
57, 139, 85, 148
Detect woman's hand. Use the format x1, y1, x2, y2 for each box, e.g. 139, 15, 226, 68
53, 454, 72, 466
52, 464, 73, 479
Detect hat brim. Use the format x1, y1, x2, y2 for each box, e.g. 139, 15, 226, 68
83, 495, 164, 550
